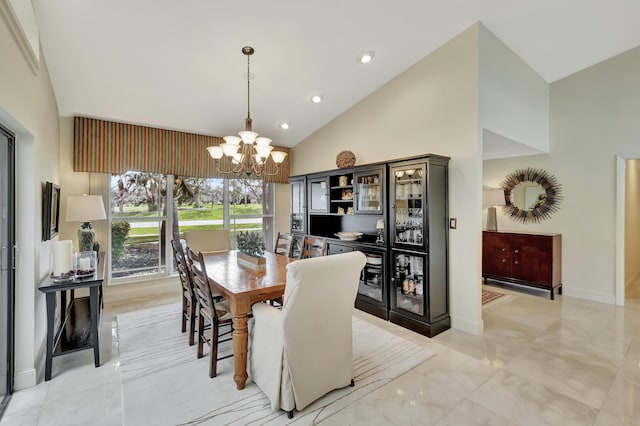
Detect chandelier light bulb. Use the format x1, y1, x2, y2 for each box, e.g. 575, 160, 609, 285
271, 151, 288, 164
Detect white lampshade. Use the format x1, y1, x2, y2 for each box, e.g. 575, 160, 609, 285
255, 137, 272, 146
65, 195, 107, 222
483, 189, 506, 207
255, 144, 273, 158
207, 146, 224, 159
376, 219, 385, 230
223, 135, 241, 145
238, 130, 258, 144
221, 142, 240, 156
270, 151, 288, 164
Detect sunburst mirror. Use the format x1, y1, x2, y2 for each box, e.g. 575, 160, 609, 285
500, 167, 563, 223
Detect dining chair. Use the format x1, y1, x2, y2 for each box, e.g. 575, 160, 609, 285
274, 232, 294, 258
171, 240, 197, 346
184, 229, 231, 253
188, 249, 233, 378
298, 236, 327, 259
249, 251, 367, 418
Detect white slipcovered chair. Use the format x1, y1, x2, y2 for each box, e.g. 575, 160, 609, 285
184, 229, 231, 253
248, 251, 366, 418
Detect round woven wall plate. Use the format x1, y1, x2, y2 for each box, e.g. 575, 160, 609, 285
336, 150, 356, 168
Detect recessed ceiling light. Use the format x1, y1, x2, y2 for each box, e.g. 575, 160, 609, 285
311, 95, 323, 103
359, 51, 375, 64
279, 122, 289, 130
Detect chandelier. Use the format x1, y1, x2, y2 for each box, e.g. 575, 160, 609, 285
207, 46, 287, 177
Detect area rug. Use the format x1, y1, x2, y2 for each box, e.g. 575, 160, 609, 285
482, 289, 505, 305
117, 303, 435, 425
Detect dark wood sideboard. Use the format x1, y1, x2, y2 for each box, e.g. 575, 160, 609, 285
482, 231, 562, 300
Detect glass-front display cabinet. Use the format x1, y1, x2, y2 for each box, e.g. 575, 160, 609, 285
354, 166, 384, 214
390, 163, 427, 250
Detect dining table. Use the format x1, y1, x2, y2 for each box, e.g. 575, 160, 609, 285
202, 250, 296, 390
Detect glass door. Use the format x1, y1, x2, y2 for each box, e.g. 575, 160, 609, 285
390, 163, 427, 249
290, 177, 306, 234
354, 167, 384, 214
308, 176, 328, 212
358, 251, 384, 303
390, 250, 426, 318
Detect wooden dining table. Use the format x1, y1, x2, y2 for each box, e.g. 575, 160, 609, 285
202, 250, 296, 390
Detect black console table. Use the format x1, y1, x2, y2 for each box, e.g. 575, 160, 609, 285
38, 253, 105, 381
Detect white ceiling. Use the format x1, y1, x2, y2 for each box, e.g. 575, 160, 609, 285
33, 0, 640, 148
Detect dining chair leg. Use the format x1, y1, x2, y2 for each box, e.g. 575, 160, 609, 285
181, 296, 187, 333
188, 300, 196, 346
197, 312, 205, 359
210, 322, 219, 378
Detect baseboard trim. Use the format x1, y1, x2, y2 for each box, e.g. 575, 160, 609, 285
562, 287, 615, 305
104, 276, 179, 303
14, 368, 36, 390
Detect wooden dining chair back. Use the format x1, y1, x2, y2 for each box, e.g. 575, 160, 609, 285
171, 240, 197, 346
188, 249, 234, 378
274, 232, 294, 258
299, 236, 327, 259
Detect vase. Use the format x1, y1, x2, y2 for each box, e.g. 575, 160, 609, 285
237, 252, 266, 270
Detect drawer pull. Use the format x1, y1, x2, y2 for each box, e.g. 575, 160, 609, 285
501, 248, 506, 252
514, 249, 519, 253
501, 259, 506, 263
514, 261, 519, 265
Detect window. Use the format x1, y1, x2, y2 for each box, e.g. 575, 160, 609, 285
109, 172, 274, 282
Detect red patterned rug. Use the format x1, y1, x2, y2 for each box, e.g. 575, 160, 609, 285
482, 289, 505, 305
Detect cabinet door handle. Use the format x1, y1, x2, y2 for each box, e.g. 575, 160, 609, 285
501, 248, 506, 252
501, 259, 506, 263
514, 261, 519, 265
514, 249, 519, 253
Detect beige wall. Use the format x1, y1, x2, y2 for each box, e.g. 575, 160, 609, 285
0, 8, 60, 388
485, 45, 640, 303
625, 159, 640, 291
292, 25, 484, 334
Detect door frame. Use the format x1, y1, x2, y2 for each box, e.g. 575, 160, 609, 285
0, 124, 15, 417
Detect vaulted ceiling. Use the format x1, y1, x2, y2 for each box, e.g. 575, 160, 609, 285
33, 0, 640, 148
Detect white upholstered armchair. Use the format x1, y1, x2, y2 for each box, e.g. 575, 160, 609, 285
248, 251, 366, 418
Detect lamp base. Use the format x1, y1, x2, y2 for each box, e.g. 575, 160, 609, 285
486, 207, 498, 232
78, 221, 95, 252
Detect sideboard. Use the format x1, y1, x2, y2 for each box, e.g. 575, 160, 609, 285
482, 231, 562, 299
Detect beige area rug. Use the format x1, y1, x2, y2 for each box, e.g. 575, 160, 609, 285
482, 289, 505, 305
117, 303, 436, 425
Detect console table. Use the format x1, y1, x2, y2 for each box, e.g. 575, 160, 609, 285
38, 253, 105, 381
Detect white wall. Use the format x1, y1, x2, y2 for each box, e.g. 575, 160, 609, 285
0, 10, 60, 388
479, 25, 550, 157
485, 44, 640, 304
292, 24, 484, 334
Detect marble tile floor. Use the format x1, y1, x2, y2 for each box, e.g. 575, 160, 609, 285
2, 286, 640, 425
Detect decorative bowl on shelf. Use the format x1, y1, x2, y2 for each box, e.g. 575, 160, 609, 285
335, 232, 363, 241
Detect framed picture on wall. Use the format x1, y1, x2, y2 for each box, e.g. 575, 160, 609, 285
42, 181, 60, 241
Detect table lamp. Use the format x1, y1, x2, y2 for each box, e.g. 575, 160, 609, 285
65, 194, 107, 252
483, 189, 506, 232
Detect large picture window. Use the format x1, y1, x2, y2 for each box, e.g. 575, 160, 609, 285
109, 172, 274, 282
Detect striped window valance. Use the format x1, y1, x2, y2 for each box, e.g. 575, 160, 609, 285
73, 116, 291, 183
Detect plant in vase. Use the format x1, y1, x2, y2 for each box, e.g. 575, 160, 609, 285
236, 231, 266, 268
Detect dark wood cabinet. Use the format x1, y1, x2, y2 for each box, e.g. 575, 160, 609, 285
291, 154, 449, 336
482, 231, 562, 299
